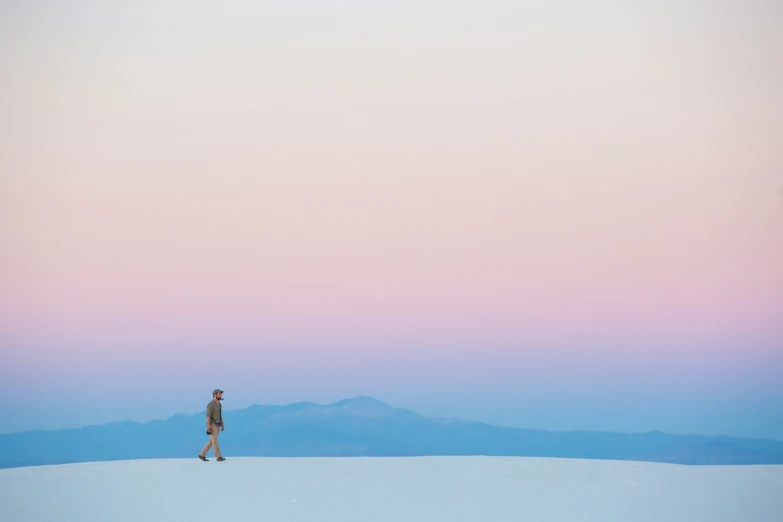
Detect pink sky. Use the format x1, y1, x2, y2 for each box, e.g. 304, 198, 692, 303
1, 0, 782, 437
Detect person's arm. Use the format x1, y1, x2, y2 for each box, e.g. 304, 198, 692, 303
221, 417, 225, 431
206, 403, 213, 432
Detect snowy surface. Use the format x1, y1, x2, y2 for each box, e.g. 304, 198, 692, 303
2, 456, 782, 522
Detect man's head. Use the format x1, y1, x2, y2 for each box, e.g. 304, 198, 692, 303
213, 389, 223, 401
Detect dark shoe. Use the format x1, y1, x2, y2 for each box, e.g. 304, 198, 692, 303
216, 457, 226, 462
198, 455, 208, 461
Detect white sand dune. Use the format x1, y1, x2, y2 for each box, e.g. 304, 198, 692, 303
2, 456, 781, 521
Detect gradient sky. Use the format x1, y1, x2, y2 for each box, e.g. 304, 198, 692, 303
1, 1, 782, 439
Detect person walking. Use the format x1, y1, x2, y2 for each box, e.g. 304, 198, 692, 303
199, 389, 226, 462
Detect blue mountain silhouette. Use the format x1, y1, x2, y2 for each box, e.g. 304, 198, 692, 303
2, 396, 781, 468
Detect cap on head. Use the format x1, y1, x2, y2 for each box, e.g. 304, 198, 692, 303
213, 389, 223, 396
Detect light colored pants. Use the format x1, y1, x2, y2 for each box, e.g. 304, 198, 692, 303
200, 421, 222, 458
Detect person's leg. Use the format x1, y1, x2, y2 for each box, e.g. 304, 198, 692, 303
200, 434, 213, 458
211, 424, 222, 458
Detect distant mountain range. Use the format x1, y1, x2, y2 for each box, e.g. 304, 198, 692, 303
3, 396, 782, 468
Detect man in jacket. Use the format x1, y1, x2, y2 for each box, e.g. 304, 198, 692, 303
199, 389, 226, 462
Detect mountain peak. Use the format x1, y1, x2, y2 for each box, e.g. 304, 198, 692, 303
333, 395, 390, 406
329, 395, 397, 415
